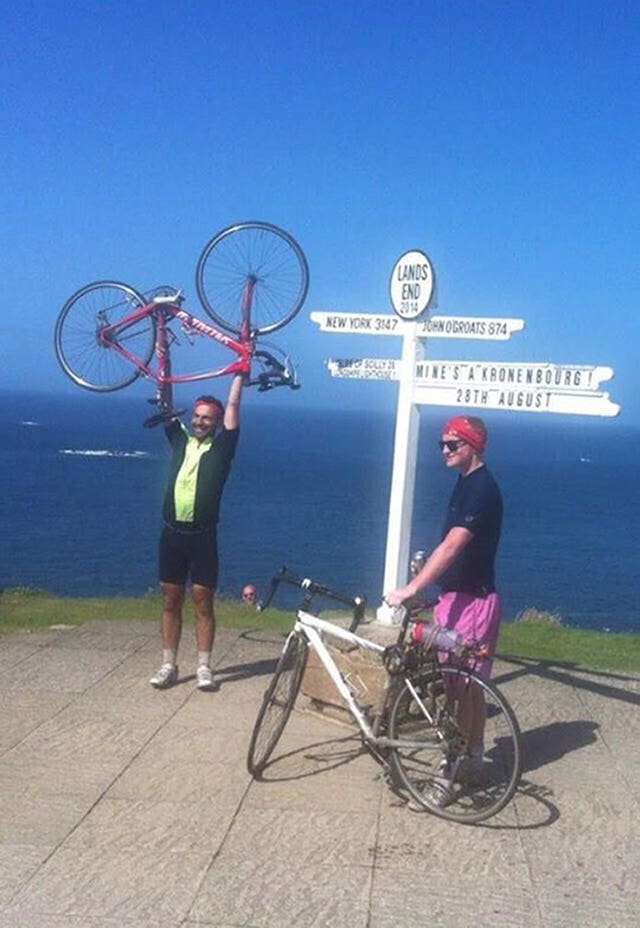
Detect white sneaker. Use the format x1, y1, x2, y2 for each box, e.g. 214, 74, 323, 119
408, 778, 455, 812
407, 757, 454, 811
196, 665, 216, 691
150, 663, 178, 689
422, 779, 455, 808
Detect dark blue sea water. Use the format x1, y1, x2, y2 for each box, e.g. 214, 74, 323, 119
1, 389, 638, 633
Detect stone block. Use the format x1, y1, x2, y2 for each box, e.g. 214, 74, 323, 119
300, 622, 397, 726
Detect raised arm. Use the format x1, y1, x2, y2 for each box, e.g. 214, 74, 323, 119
223, 372, 245, 430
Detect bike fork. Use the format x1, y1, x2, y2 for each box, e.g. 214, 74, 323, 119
155, 312, 173, 411
240, 277, 256, 343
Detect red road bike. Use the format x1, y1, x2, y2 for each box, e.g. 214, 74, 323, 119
54, 221, 309, 423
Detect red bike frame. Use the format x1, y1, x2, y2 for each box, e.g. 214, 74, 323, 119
99, 295, 252, 406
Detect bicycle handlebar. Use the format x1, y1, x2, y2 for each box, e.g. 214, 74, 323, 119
246, 350, 299, 392
259, 566, 366, 632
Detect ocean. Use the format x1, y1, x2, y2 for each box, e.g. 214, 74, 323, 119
1, 389, 638, 633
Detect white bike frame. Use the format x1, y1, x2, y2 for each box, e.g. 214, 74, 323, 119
293, 609, 431, 748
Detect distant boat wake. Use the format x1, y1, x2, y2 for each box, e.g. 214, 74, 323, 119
59, 449, 150, 459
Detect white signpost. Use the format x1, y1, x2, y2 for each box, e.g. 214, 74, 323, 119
311, 254, 621, 596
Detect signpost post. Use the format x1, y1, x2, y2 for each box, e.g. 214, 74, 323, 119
311, 252, 621, 597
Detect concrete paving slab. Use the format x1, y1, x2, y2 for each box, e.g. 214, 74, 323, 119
58, 796, 237, 855
370, 865, 539, 928
106, 758, 251, 805
144, 722, 251, 767
536, 886, 640, 928
0, 915, 172, 928
0, 750, 127, 798
215, 805, 378, 868
0, 645, 131, 693
33, 622, 154, 653
6, 846, 214, 923
0, 641, 44, 673
0, 846, 55, 907
0, 618, 639, 927
242, 768, 381, 814
0, 789, 96, 845
16, 708, 164, 761
0, 706, 69, 753
191, 859, 373, 928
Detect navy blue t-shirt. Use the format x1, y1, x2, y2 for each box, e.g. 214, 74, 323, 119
438, 465, 503, 596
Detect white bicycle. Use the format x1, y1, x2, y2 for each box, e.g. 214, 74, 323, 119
247, 568, 522, 825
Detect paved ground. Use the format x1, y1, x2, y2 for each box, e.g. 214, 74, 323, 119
0, 618, 638, 927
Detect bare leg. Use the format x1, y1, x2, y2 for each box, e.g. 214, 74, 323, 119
160, 582, 185, 651
465, 683, 487, 754
192, 584, 215, 653
447, 675, 486, 755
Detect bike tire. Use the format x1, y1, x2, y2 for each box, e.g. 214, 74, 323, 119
247, 631, 308, 777
195, 221, 309, 336
54, 281, 155, 392
388, 664, 522, 824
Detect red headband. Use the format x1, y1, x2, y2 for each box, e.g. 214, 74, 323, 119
193, 399, 223, 415
442, 416, 487, 454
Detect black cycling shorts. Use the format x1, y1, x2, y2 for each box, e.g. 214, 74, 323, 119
158, 525, 219, 589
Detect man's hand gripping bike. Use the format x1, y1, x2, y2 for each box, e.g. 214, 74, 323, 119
53, 221, 309, 423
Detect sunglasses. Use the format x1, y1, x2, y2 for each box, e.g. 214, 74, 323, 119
439, 439, 467, 452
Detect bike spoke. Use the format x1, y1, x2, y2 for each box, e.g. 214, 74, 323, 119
196, 222, 309, 336
54, 282, 154, 392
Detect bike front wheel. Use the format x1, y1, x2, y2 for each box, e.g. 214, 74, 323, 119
388, 664, 522, 824
247, 631, 308, 777
54, 281, 155, 392
195, 221, 309, 336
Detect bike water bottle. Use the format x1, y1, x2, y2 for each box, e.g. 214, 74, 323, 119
411, 620, 464, 652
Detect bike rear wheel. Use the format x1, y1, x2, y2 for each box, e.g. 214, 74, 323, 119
389, 664, 522, 824
247, 631, 308, 777
54, 281, 155, 392
195, 221, 309, 336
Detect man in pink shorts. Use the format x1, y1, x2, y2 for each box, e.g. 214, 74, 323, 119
385, 414, 503, 771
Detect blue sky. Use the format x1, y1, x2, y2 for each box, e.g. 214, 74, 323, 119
2, 0, 639, 423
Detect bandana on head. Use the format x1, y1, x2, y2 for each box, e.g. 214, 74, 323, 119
193, 399, 223, 417
442, 416, 487, 454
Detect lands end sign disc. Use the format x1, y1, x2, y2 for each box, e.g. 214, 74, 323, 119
389, 249, 435, 321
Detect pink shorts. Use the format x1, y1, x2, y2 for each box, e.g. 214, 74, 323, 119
434, 591, 501, 679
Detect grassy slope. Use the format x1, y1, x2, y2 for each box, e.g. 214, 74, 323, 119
1, 588, 639, 674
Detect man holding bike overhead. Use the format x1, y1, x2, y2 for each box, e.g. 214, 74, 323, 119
150, 373, 244, 691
